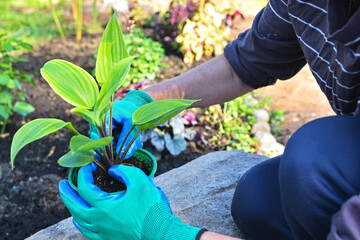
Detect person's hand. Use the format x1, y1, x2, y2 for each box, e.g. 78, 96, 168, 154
89, 90, 153, 159
59, 164, 203, 240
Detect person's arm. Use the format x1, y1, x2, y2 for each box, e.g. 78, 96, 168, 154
143, 54, 253, 107
200, 231, 243, 240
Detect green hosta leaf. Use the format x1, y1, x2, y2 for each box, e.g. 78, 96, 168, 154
96, 56, 135, 114
70, 135, 113, 152
14, 101, 35, 116
95, 13, 128, 86
58, 150, 93, 167
40, 59, 99, 109
10, 118, 80, 169
133, 99, 198, 131
71, 107, 99, 125
98, 102, 114, 121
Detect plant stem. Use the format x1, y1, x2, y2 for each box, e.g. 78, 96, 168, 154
72, 0, 78, 31
94, 149, 108, 165
102, 118, 107, 136
72, 0, 83, 42
0, 119, 8, 135
102, 116, 113, 164
93, 0, 98, 26
76, 0, 83, 42
50, 0, 67, 44
96, 125, 112, 167
109, 106, 114, 165
96, 125, 105, 138
91, 156, 107, 172
115, 124, 135, 164
119, 129, 141, 164
9, 62, 13, 78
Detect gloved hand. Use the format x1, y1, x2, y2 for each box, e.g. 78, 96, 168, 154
59, 164, 204, 240
90, 90, 153, 159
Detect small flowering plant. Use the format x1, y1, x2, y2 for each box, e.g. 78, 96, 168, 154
10, 14, 197, 173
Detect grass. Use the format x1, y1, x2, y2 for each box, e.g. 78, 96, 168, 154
0, 0, 71, 46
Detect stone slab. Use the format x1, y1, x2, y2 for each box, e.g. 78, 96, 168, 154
26, 150, 267, 239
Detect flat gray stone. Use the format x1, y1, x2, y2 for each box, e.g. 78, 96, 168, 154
26, 151, 268, 239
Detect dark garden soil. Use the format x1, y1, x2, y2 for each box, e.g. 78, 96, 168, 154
0, 14, 334, 239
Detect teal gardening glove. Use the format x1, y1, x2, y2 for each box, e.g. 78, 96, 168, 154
90, 90, 153, 159
59, 164, 205, 240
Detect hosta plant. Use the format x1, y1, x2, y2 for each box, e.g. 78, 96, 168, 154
10, 14, 197, 174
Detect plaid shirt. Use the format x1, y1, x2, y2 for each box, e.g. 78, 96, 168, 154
225, 0, 360, 116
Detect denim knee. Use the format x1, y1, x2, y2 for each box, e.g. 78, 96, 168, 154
231, 157, 292, 240
279, 116, 360, 239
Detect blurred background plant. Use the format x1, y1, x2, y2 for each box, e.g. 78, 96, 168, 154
0, 0, 104, 46
204, 93, 285, 155
0, 34, 35, 134
123, 28, 167, 87
128, 0, 243, 65
174, 0, 229, 65
72, 0, 84, 42
0, 0, 71, 46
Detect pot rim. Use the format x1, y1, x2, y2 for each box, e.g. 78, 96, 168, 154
68, 148, 157, 192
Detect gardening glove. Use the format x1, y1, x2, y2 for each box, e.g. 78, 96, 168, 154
90, 90, 153, 159
59, 164, 205, 240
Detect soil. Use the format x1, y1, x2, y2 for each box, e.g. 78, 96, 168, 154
0, 13, 334, 240
93, 155, 154, 193
93, 167, 126, 193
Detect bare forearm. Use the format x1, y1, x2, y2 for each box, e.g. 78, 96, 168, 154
200, 231, 243, 240
143, 54, 253, 107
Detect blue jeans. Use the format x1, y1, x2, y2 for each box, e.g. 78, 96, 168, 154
231, 116, 360, 240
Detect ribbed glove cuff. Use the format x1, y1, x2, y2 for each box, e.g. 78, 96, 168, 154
112, 90, 153, 117
142, 202, 202, 240
122, 90, 154, 108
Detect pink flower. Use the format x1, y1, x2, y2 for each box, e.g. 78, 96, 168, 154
134, 79, 153, 89
170, 16, 177, 25
183, 112, 197, 126
129, 2, 136, 9
164, 36, 172, 42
